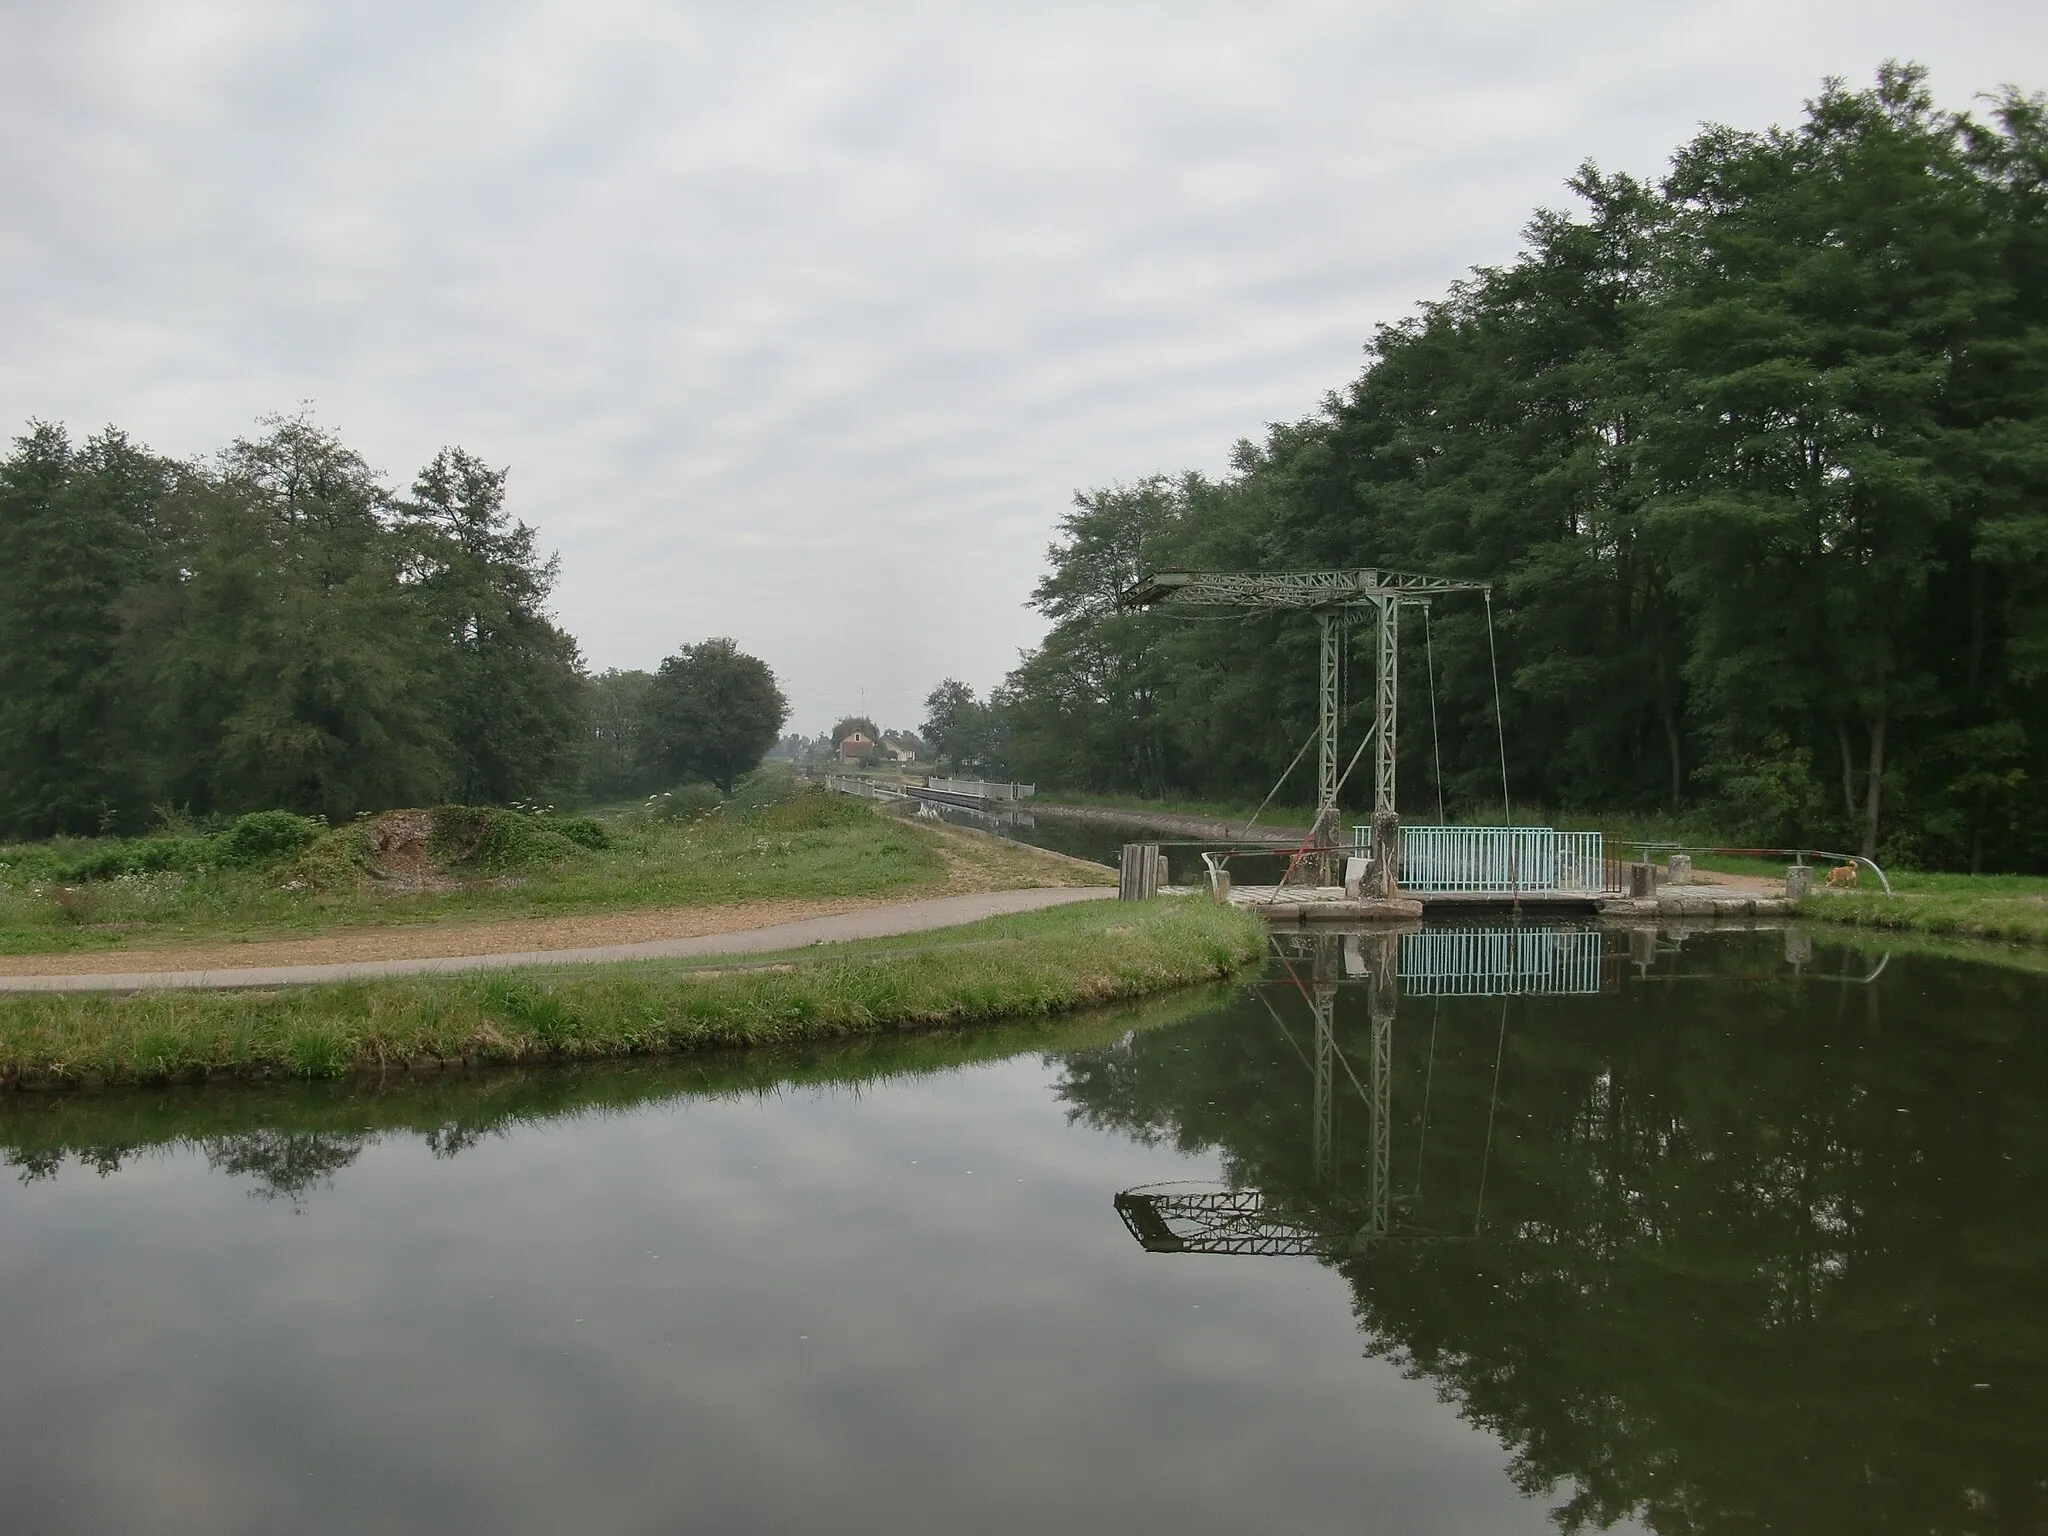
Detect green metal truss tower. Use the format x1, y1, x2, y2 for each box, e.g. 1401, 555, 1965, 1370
1119, 568, 1488, 855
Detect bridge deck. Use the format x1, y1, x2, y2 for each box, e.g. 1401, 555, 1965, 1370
1219, 885, 1603, 915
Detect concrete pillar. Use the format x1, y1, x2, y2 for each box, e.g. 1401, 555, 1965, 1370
1667, 853, 1693, 885
1309, 803, 1343, 887
1365, 811, 1401, 900
1784, 865, 1813, 900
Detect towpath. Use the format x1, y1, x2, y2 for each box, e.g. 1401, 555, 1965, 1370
0, 887, 1117, 994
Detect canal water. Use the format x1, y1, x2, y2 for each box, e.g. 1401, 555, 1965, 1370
2, 924, 2043, 1534
927, 802, 1299, 884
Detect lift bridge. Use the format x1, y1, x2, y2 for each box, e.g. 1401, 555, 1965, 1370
1114, 925, 1605, 1259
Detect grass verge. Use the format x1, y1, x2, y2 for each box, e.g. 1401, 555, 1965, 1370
0, 983, 1234, 1187
0, 783, 1107, 958
0, 897, 1263, 1089
1800, 885, 2048, 947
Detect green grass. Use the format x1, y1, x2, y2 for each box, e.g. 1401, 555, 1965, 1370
0, 983, 1232, 1186
0, 784, 1090, 958
1802, 883, 2048, 946
0, 897, 1264, 1088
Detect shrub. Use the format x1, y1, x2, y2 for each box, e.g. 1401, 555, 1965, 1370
277, 827, 376, 892
645, 784, 724, 823
757, 784, 867, 833
213, 811, 324, 867
429, 806, 584, 873
538, 815, 612, 851
55, 835, 214, 882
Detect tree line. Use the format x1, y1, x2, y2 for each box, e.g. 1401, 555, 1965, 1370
0, 414, 788, 837
988, 67, 2048, 868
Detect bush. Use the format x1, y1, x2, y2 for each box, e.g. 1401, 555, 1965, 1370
726, 769, 799, 813
429, 806, 584, 873
277, 827, 376, 892
213, 811, 323, 867
757, 784, 867, 833
645, 784, 724, 823
537, 815, 611, 851
54, 836, 214, 882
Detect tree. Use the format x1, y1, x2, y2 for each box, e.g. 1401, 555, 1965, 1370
922, 680, 1004, 773
0, 424, 168, 835
1646, 66, 2000, 857
987, 65, 2048, 868
401, 447, 586, 804
148, 415, 449, 821
584, 668, 661, 799
646, 638, 789, 793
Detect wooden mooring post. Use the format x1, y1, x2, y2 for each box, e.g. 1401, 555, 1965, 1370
1119, 843, 1167, 901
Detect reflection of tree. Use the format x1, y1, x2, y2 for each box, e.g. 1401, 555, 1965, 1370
425, 1122, 494, 1158
1059, 939, 2048, 1534
202, 1130, 371, 1205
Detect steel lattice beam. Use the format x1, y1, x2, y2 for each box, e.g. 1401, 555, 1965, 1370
1121, 569, 1486, 610
1119, 567, 1487, 825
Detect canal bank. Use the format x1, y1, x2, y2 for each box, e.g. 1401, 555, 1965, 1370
0, 898, 1265, 1088
2, 921, 2040, 1534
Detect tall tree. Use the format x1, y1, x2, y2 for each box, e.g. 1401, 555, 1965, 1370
1647, 66, 2000, 856
646, 638, 789, 793
401, 447, 586, 805
922, 679, 1006, 774
149, 415, 448, 821
0, 424, 169, 835
584, 668, 661, 800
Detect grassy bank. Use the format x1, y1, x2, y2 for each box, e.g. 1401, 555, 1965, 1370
0, 982, 1233, 1188
0, 782, 1107, 958
0, 897, 1262, 1088
1802, 876, 2048, 947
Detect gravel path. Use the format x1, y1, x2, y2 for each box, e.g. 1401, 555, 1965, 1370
0, 887, 1118, 994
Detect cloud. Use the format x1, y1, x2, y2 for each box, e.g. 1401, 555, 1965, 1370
2, 0, 2044, 729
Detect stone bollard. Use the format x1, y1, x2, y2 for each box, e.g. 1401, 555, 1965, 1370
1784, 865, 1813, 900
1627, 861, 1656, 899
1667, 853, 1693, 885
1343, 856, 1368, 900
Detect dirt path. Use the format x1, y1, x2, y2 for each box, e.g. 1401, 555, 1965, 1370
0, 888, 1119, 993
0, 894, 910, 978
0, 813, 1111, 982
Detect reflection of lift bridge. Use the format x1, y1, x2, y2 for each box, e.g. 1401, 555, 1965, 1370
1116, 924, 1891, 1261
1115, 1184, 1472, 1258
1394, 927, 1606, 997
1116, 1186, 1328, 1257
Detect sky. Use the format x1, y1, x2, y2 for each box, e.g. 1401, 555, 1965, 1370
4, 2, 2045, 736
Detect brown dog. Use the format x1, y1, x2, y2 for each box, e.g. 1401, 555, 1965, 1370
1825, 863, 1859, 889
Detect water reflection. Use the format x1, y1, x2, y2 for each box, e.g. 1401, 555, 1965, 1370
4, 925, 2044, 1534
2, 1001, 1220, 1203
1069, 924, 2046, 1535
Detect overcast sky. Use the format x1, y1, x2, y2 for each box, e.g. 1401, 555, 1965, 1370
4, 2, 2044, 735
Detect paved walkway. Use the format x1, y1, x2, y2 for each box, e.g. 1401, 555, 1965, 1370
0, 887, 1118, 994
